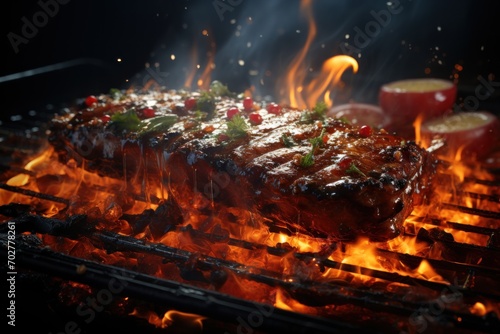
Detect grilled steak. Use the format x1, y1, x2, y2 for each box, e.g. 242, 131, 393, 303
49, 88, 437, 242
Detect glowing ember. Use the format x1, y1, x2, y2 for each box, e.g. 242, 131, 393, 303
415, 259, 445, 282
274, 288, 314, 314
470, 302, 487, 316
130, 309, 205, 331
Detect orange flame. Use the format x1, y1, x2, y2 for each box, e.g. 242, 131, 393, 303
413, 113, 423, 145
184, 30, 216, 91
416, 259, 445, 282
470, 302, 487, 316
6, 147, 54, 187
130, 309, 206, 331
275, 288, 314, 314
272, 233, 323, 253
324, 237, 448, 285
184, 42, 198, 89
281, 0, 358, 108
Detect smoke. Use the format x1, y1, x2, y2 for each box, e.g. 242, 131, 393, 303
132, 0, 482, 104
132, 0, 309, 96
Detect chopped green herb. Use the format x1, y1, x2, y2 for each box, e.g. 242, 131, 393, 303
298, 102, 328, 124
281, 134, 297, 148
109, 88, 122, 100
197, 91, 216, 116
313, 101, 328, 119
309, 128, 326, 148
346, 162, 366, 177
298, 110, 313, 124
209, 80, 235, 97
299, 129, 326, 168
337, 116, 351, 125
109, 108, 141, 132
137, 114, 179, 137
225, 114, 248, 139
300, 151, 315, 167
194, 110, 208, 120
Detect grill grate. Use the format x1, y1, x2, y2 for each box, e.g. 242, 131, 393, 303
2, 218, 499, 333
1, 188, 500, 333
1, 234, 363, 334
1, 112, 500, 333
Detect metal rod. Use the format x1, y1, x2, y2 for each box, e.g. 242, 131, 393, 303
375, 248, 500, 283
0, 58, 107, 83
0, 182, 70, 205
452, 191, 500, 203
410, 215, 498, 235
437, 172, 500, 187
441, 203, 500, 220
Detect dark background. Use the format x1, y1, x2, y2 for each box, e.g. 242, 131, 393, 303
1, 0, 500, 122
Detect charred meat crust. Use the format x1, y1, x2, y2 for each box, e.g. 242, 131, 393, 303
48, 90, 437, 242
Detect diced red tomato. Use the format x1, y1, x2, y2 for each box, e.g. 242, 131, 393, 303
266, 102, 281, 115
359, 125, 373, 137
338, 156, 353, 170
227, 107, 239, 119
100, 115, 111, 124
243, 97, 253, 111
141, 107, 156, 118
249, 112, 263, 125
85, 95, 98, 107
184, 97, 197, 110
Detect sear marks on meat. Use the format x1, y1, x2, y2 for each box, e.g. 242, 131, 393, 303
48, 90, 437, 242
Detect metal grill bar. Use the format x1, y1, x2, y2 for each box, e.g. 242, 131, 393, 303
410, 215, 498, 236
0, 182, 70, 205
6, 211, 500, 290
437, 172, 500, 187
3, 233, 499, 333
4, 206, 500, 293
453, 191, 500, 203
441, 203, 500, 220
